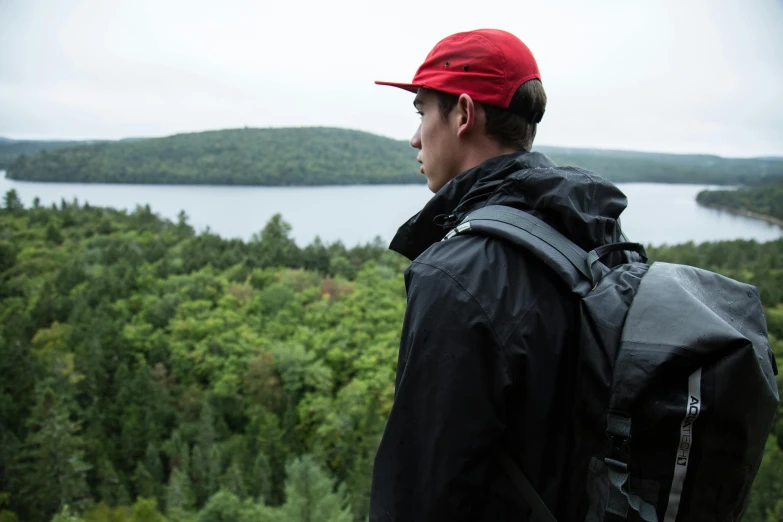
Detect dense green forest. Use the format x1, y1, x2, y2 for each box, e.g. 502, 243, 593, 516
697, 182, 783, 221
1, 190, 781, 522
0, 139, 97, 170
538, 146, 783, 186
3, 129, 422, 186
4, 128, 783, 186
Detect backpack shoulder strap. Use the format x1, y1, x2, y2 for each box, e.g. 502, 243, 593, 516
445, 205, 646, 296
448, 205, 647, 522
445, 205, 589, 295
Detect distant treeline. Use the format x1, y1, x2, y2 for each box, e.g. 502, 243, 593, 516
697, 182, 783, 222
1, 190, 781, 522
540, 146, 783, 186
4, 128, 783, 186
0, 139, 97, 169
4, 129, 423, 186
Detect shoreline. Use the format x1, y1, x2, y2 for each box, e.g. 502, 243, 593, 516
697, 201, 783, 228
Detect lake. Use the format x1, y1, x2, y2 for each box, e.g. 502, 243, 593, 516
1, 172, 781, 247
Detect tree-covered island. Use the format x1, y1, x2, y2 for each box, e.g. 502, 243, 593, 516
697, 182, 783, 225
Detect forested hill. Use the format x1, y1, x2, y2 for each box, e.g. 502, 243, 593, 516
0, 138, 97, 169
1, 190, 782, 521
5, 128, 423, 185
538, 146, 783, 186
697, 182, 783, 222
4, 127, 783, 186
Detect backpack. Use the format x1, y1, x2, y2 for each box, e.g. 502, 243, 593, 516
444, 204, 780, 522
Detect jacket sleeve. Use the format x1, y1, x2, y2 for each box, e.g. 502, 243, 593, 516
369, 260, 512, 522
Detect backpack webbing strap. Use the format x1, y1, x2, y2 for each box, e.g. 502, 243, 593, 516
605, 462, 658, 522
447, 205, 597, 284
444, 206, 646, 297
604, 414, 657, 522
494, 446, 558, 522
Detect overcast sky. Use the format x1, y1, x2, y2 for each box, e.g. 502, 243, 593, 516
1, 0, 782, 157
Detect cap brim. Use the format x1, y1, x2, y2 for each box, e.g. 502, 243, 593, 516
374, 80, 421, 94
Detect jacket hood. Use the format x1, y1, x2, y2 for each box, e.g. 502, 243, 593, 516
390, 151, 629, 260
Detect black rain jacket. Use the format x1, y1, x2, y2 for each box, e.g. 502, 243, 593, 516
369, 151, 629, 522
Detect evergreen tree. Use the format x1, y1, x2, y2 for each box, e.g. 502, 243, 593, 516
248, 452, 272, 503
49, 505, 83, 522
14, 386, 91, 521
133, 462, 157, 503
0, 493, 19, 522
144, 443, 165, 489
46, 223, 64, 245
0, 241, 16, 274
128, 497, 169, 522
190, 445, 207, 506
194, 490, 268, 522
136, 443, 164, 505
194, 402, 221, 501
2, 190, 23, 213
95, 457, 131, 507
745, 436, 783, 522
221, 457, 247, 499
165, 468, 194, 521
274, 455, 351, 522
250, 214, 301, 268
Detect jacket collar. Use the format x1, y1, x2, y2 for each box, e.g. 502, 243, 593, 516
390, 150, 628, 261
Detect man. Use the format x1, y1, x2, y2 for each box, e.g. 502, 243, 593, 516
370, 29, 630, 521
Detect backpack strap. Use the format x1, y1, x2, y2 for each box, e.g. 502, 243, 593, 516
446, 205, 650, 522
444, 205, 646, 297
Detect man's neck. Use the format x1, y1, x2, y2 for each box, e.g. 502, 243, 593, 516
459, 141, 520, 175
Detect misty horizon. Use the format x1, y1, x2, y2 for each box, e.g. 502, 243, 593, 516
2, 0, 782, 159
2, 125, 783, 161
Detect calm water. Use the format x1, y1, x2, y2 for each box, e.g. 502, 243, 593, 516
1, 172, 781, 247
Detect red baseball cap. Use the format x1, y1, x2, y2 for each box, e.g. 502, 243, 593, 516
376, 29, 541, 111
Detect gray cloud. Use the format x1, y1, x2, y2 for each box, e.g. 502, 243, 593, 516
1, 0, 781, 157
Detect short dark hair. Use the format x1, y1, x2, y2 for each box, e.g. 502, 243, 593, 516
434, 79, 547, 152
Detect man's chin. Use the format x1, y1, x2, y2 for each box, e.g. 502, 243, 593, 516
427, 179, 443, 193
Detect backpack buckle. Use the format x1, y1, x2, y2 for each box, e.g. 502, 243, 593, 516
606, 434, 631, 465
606, 412, 632, 466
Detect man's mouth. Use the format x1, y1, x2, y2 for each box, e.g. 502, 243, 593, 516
419, 165, 425, 174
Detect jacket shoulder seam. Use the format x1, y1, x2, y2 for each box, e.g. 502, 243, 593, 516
409, 259, 509, 355
415, 238, 566, 348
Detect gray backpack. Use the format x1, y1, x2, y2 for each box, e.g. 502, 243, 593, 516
445, 205, 780, 522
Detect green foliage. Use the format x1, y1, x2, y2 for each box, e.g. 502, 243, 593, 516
272, 456, 351, 522
3, 190, 23, 212
647, 239, 783, 306
5, 128, 422, 185
193, 490, 269, 522
13, 386, 91, 521
0, 193, 404, 521
766, 306, 783, 340
697, 182, 783, 221
165, 469, 194, 521
0, 493, 19, 522
538, 146, 783, 185
50, 506, 84, 522
745, 436, 783, 522
1, 190, 780, 522
0, 139, 97, 169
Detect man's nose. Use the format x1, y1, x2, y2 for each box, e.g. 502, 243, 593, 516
410, 124, 422, 149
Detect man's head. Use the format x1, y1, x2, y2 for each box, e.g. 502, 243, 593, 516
377, 29, 546, 192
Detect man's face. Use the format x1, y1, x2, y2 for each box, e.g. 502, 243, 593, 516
411, 89, 462, 193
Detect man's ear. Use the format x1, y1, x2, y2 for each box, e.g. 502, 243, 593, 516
455, 93, 478, 138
